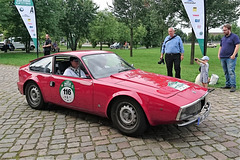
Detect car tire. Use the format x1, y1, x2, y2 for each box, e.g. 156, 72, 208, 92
111, 98, 148, 136
30, 46, 35, 50
25, 82, 45, 110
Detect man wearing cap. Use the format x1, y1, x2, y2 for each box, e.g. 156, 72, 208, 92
63, 57, 86, 78
218, 24, 240, 92
160, 27, 184, 78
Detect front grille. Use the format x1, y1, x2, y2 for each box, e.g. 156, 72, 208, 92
183, 101, 202, 117
176, 93, 208, 121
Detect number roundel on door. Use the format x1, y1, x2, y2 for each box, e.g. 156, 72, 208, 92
59, 80, 75, 103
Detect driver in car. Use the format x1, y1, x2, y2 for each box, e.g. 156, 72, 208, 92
63, 57, 86, 78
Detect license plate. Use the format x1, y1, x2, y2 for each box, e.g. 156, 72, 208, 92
197, 103, 211, 125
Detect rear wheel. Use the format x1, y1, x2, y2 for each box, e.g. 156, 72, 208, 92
111, 98, 148, 136
30, 46, 35, 50
25, 82, 45, 109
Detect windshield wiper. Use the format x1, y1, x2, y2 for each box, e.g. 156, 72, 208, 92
118, 68, 132, 73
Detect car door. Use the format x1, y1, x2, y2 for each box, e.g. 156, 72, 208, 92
28, 56, 53, 103
48, 55, 94, 112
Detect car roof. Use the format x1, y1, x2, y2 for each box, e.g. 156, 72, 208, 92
30, 50, 115, 63
53, 50, 114, 57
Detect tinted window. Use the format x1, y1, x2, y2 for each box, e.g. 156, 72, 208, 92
29, 57, 52, 73
14, 37, 22, 42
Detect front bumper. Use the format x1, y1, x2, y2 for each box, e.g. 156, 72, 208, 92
177, 102, 211, 127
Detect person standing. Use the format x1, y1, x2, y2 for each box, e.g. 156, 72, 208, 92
160, 27, 184, 78
218, 24, 240, 92
42, 34, 52, 56
194, 56, 210, 88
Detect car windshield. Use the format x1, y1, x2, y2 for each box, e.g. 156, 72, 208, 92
82, 53, 135, 79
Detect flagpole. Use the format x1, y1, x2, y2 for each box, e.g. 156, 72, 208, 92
32, 0, 38, 58
204, 0, 207, 56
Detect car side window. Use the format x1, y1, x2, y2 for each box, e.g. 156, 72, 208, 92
54, 56, 89, 78
54, 56, 71, 75
29, 56, 52, 73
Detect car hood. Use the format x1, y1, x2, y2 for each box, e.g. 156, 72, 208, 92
110, 69, 207, 99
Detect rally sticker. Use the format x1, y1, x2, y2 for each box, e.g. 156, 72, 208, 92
168, 82, 190, 91
59, 80, 75, 103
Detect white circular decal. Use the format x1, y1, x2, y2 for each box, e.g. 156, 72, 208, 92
59, 80, 75, 103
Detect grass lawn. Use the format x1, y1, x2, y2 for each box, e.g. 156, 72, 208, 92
0, 44, 239, 89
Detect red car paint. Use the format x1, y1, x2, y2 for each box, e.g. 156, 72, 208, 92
17, 50, 210, 128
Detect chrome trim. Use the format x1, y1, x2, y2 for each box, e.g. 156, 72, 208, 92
176, 92, 209, 121
177, 102, 211, 127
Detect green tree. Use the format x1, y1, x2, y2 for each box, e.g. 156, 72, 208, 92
35, 0, 62, 40
112, 0, 145, 57
175, 29, 187, 43
0, 0, 63, 53
60, 0, 97, 51
177, 0, 240, 51
115, 22, 130, 45
89, 11, 118, 50
140, 0, 180, 49
231, 22, 240, 38
0, 0, 31, 52
215, 34, 222, 41
133, 24, 147, 48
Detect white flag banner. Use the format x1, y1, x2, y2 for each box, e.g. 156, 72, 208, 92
15, 0, 37, 49
182, 0, 205, 55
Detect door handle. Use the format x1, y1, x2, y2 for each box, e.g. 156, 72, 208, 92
50, 81, 55, 87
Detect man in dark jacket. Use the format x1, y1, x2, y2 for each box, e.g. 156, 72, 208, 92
43, 34, 52, 56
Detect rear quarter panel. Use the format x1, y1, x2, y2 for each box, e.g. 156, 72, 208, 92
18, 65, 53, 103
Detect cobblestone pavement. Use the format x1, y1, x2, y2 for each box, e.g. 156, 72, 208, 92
0, 64, 240, 160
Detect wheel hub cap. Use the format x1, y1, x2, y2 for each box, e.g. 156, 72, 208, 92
30, 87, 40, 103
119, 105, 136, 125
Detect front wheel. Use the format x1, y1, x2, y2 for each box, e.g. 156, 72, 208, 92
25, 82, 45, 109
111, 98, 148, 136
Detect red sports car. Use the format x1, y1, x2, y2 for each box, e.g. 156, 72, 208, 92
17, 50, 211, 136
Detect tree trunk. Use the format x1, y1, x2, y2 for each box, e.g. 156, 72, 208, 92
69, 34, 77, 51
130, 27, 133, 57
25, 36, 31, 53
67, 37, 68, 50
190, 28, 196, 65
73, 37, 77, 51
100, 42, 103, 50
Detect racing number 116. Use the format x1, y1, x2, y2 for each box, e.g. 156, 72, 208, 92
63, 88, 71, 95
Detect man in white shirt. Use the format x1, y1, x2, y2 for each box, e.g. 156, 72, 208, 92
63, 57, 86, 78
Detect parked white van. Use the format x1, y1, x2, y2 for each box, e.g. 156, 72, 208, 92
9, 37, 35, 50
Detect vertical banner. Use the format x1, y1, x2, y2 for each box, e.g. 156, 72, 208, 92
14, 0, 37, 51
182, 0, 205, 55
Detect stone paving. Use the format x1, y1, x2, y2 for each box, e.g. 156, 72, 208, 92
0, 64, 240, 160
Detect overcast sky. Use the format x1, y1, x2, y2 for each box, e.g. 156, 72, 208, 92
93, 0, 112, 10
92, 0, 239, 34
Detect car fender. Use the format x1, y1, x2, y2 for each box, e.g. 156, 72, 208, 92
23, 76, 50, 102
107, 90, 152, 124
